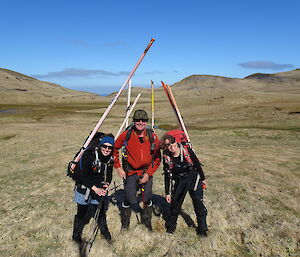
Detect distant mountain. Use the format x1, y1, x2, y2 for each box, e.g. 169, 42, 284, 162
172, 69, 300, 94
0, 68, 104, 104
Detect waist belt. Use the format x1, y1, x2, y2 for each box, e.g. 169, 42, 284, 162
173, 170, 192, 178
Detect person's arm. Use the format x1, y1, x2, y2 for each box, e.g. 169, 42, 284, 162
163, 158, 172, 203
189, 148, 205, 181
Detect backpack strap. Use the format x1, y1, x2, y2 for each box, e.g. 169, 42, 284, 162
145, 128, 156, 168
122, 126, 156, 172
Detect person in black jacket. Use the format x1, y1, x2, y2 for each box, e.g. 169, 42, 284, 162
72, 134, 114, 243
161, 133, 208, 236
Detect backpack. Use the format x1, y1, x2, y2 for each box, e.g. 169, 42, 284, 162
122, 124, 156, 170
163, 129, 194, 170
67, 132, 105, 181
165, 129, 189, 146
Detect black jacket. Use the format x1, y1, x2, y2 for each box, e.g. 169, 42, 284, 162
163, 148, 205, 195
75, 147, 113, 192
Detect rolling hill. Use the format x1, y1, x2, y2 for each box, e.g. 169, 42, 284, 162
0, 68, 104, 104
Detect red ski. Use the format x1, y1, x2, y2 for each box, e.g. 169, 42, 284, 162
161, 81, 191, 143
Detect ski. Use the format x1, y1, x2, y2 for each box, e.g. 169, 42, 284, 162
125, 79, 132, 128
161, 81, 181, 128
115, 93, 142, 139
161, 81, 191, 143
69, 38, 155, 172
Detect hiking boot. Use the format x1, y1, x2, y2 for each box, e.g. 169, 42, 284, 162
101, 229, 112, 243
141, 205, 153, 231
196, 228, 208, 237
72, 215, 85, 244
166, 226, 175, 234
120, 205, 132, 230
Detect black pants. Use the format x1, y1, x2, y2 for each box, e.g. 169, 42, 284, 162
166, 173, 208, 232
76, 197, 109, 230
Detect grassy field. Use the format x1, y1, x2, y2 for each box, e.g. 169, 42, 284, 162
0, 86, 299, 257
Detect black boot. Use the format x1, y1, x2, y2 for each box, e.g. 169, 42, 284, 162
120, 205, 132, 230
196, 228, 208, 237
142, 205, 153, 231
72, 215, 85, 244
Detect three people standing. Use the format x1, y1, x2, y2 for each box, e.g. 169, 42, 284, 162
71, 109, 208, 245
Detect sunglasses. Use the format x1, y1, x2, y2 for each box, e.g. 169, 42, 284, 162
101, 144, 113, 150
134, 119, 148, 122
164, 141, 176, 149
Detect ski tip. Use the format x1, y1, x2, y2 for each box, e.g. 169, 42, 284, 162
151, 38, 155, 42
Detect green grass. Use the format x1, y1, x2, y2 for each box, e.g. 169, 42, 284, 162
0, 88, 299, 257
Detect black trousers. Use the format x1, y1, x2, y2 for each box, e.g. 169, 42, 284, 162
76, 197, 109, 230
166, 172, 208, 231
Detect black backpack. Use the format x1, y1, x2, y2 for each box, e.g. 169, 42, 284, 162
67, 132, 105, 181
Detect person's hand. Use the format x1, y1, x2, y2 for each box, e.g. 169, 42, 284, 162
139, 173, 150, 184
117, 167, 126, 179
92, 186, 107, 196
102, 183, 109, 192
201, 180, 207, 189
166, 194, 171, 203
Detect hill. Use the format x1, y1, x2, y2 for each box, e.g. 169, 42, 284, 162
0, 68, 104, 104
172, 69, 300, 94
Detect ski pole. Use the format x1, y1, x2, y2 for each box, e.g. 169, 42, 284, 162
81, 198, 103, 256
70, 38, 155, 171
115, 93, 142, 139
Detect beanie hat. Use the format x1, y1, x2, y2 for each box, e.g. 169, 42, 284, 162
99, 136, 115, 146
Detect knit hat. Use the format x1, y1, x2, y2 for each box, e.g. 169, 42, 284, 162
99, 136, 115, 146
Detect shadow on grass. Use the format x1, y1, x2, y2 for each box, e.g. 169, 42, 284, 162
108, 189, 196, 228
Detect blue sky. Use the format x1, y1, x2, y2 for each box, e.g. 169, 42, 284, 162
1, 0, 299, 95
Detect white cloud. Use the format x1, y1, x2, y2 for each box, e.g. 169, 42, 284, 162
239, 61, 294, 70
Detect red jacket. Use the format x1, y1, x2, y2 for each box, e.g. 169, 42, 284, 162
113, 128, 161, 176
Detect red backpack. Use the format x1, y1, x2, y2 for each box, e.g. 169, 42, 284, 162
163, 129, 193, 168
165, 129, 189, 146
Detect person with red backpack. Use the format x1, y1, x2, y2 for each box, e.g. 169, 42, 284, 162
113, 110, 161, 231
161, 131, 208, 236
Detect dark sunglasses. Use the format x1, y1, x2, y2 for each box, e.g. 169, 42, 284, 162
133, 119, 148, 122
164, 140, 176, 149
101, 144, 113, 150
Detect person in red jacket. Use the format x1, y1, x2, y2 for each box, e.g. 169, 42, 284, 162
113, 110, 161, 231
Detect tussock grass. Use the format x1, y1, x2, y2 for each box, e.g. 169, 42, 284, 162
0, 86, 300, 257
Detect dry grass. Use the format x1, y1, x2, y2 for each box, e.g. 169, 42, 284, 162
0, 84, 300, 257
